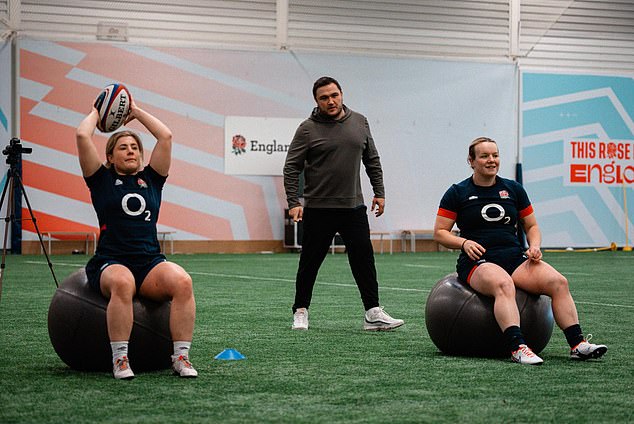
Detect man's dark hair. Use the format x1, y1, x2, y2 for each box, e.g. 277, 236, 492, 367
312, 76, 342, 99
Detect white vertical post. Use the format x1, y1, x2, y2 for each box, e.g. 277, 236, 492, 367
276, 0, 289, 50
510, 1, 522, 172
9, 0, 21, 139
509, 0, 520, 59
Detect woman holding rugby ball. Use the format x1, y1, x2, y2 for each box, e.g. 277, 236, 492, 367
76, 89, 197, 379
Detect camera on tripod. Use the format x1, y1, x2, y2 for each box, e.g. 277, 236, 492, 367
3, 138, 32, 167
0, 137, 57, 293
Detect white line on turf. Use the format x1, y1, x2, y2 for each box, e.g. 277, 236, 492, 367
403, 264, 444, 268
187, 271, 429, 292
318, 281, 428, 292
27, 261, 632, 307
27, 261, 84, 267
576, 301, 634, 308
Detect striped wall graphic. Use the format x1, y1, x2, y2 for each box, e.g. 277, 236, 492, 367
19, 40, 310, 242
1, 40, 12, 245
521, 72, 634, 248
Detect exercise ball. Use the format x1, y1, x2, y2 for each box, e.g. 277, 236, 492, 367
48, 268, 172, 372
425, 273, 554, 358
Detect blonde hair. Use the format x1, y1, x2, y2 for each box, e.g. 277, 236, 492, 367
105, 130, 144, 170
468, 137, 497, 162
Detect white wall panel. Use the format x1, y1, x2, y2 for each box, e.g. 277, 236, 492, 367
518, 0, 634, 73
5, 1, 634, 81
287, 0, 511, 60
1, 0, 11, 40
20, 0, 277, 48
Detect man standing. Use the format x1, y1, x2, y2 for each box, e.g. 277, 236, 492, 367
284, 76, 404, 331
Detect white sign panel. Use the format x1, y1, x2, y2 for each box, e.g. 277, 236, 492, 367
224, 116, 303, 176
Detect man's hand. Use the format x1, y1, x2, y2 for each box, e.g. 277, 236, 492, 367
289, 206, 303, 222
371, 198, 385, 217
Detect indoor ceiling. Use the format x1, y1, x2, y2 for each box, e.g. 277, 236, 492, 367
1, 0, 633, 74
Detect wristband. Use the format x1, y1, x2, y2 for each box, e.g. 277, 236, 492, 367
461, 239, 467, 252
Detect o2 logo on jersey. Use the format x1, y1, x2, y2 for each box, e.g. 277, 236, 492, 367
481, 203, 511, 224
121, 193, 151, 221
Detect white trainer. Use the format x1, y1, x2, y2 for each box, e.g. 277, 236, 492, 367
570, 335, 607, 360
292, 308, 309, 330
511, 344, 544, 365
363, 306, 404, 331
172, 355, 198, 378
113, 356, 135, 380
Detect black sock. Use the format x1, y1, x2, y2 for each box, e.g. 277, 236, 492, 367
503, 325, 526, 352
564, 324, 584, 348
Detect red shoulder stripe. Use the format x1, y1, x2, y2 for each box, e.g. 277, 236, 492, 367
437, 208, 457, 220
519, 204, 534, 219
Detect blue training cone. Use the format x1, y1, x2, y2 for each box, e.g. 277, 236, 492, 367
214, 348, 246, 360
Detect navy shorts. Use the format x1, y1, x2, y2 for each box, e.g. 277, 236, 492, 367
85, 254, 167, 293
456, 247, 527, 284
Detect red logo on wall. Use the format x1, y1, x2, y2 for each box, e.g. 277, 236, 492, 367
567, 140, 634, 185
231, 134, 246, 155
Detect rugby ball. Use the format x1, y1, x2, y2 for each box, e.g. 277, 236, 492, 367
93, 83, 131, 133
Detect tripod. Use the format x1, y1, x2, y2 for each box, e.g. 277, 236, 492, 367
0, 138, 57, 303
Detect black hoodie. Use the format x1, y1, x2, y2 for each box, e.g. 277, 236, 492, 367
283, 105, 384, 209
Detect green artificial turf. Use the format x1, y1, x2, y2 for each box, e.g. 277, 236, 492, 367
0, 251, 632, 423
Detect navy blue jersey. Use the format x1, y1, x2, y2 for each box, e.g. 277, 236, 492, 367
438, 176, 533, 251
85, 165, 166, 257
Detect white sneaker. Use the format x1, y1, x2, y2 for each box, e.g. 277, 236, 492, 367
570, 335, 607, 360
113, 356, 135, 380
292, 308, 308, 330
511, 344, 544, 365
363, 306, 404, 331
172, 355, 198, 378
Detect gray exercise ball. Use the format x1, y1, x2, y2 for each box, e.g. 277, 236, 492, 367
48, 268, 172, 372
425, 273, 554, 357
